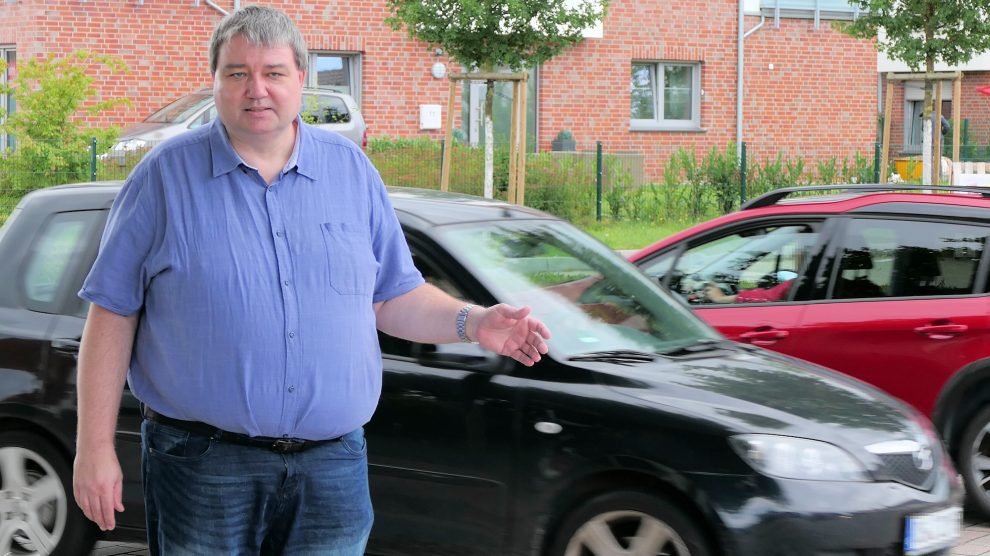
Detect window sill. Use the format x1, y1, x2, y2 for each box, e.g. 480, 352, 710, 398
629, 123, 706, 133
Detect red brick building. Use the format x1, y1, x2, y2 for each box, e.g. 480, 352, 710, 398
0, 0, 885, 180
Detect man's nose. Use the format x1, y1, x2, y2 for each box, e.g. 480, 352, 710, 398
246, 75, 267, 98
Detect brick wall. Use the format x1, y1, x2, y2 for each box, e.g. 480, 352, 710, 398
0, 0, 883, 181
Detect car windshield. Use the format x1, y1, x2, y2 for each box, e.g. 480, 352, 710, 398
144, 92, 213, 124
435, 219, 719, 358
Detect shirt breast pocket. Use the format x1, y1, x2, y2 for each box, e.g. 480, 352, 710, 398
321, 222, 378, 295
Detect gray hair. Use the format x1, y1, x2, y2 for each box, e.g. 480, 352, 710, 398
208, 5, 308, 75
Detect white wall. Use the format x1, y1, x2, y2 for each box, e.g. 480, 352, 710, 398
878, 46, 990, 73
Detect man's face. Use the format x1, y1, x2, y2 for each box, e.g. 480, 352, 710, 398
213, 35, 305, 146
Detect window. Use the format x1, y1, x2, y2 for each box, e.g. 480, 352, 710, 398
903, 98, 951, 154
307, 53, 360, 103
301, 94, 350, 124
460, 66, 538, 151
829, 219, 987, 299
645, 224, 820, 304
0, 46, 14, 151
378, 248, 487, 362
630, 62, 701, 131
22, 211, 101, 312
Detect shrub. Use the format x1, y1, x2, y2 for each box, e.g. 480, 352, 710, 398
0, 51, 129, 193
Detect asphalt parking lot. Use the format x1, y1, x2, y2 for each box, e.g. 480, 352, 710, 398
84, 513, 990, 556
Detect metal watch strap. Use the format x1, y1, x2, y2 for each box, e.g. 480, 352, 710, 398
456, 304, 477, 343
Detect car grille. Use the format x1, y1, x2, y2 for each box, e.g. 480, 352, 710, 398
874, 452, 935, 490
866, 439, 937, 491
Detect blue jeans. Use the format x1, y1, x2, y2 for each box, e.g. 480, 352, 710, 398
141, 419, 373, 555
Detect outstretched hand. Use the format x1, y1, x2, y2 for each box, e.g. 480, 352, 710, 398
473, 304, 551, 366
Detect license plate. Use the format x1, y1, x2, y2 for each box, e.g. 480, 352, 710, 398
904, 506, 961, 555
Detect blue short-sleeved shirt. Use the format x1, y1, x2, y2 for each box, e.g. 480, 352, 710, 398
79, 118, 424, 440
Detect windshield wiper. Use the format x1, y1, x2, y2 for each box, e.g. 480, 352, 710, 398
568, 350, 657, 365
657, 339, 725, 357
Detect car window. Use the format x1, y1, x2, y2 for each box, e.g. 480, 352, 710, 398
188, 105, 218, 129
22, 211, 100, 312
144, 92, 213, 124
302, 94, 351, 124
661, 224, 819, 305
829, 218, 988, 299
378, 247, 484, 360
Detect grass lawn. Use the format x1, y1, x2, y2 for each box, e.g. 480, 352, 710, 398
580, 219, 691, 251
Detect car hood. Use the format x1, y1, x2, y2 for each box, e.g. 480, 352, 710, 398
593, 344, 923, 448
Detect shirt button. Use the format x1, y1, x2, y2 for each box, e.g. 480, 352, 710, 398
288, 332, 295, 338
283, 280, 290, 286
288, 385, 295, 393
276, 231, 283, 237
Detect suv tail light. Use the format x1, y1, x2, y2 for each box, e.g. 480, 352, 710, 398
362, 129, 367, 150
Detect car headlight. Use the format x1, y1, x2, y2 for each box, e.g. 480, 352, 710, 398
730, 434, 869, 481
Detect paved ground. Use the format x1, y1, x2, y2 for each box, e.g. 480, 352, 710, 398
85, 513, 990, 555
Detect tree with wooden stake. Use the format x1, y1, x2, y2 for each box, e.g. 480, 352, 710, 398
836, 0, 990, 185
385, 0, 608, 199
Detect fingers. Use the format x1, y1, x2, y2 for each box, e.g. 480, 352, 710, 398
509, 340, 542, 366
73, 454, 123, 531
98, 492, 117, 531
507, 328, 550, 366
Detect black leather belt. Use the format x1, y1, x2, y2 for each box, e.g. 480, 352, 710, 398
141, 405, 340, 454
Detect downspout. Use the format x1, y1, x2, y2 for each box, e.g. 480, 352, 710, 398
737, 0, 765, 160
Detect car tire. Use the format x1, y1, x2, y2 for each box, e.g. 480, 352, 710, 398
958, 404, 990, 516
0, 430, 98, 556
548, 491, 711, 556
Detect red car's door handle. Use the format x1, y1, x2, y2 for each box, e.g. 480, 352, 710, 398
738, 329, 790, 346
914, 323, 968, 340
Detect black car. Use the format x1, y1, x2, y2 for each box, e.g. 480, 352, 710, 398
0, 183, 964, 556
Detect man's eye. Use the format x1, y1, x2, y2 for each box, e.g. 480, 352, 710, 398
229, 72, 246, 79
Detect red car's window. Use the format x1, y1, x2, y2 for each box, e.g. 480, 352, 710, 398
828, 219, 988, 299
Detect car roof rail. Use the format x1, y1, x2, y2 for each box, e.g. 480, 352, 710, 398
741, 184, 990, 210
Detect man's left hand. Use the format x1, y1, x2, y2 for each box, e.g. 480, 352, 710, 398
473, 305, 550, 366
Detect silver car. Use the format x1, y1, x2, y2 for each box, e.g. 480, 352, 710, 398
109, 88, 366, 158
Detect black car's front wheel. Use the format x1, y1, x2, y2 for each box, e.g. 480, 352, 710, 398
0, 430, 97, 556
549, 491, 711, 556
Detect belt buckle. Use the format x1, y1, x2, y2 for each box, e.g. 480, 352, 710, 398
271, 439, 304, 453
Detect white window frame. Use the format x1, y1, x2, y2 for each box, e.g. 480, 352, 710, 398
307, 52, 361, 105
630, 61, 702, 132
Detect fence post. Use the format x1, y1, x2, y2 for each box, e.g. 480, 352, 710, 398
439, 138, 445, 186
739, 142, 747, 205
90, 137, 97, 181
595, 141, 603, 222
873, 142, 881, 184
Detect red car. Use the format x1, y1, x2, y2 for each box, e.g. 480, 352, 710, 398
631, 184, 990, 514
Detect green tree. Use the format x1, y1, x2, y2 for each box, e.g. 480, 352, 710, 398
0, 50, 129, 192
386, 0, 607, 198
837, 1, 990, 184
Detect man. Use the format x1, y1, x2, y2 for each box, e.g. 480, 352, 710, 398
72, 6, 550, 554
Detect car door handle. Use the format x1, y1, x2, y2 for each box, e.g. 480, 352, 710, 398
739, 329, 789, 346
51, 339, 80, 354
914, 323, 968, 340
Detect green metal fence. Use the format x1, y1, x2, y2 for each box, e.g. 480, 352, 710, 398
1, 137, 971, 228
